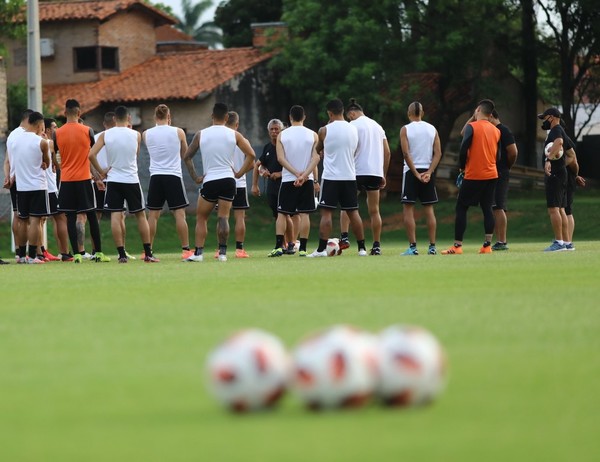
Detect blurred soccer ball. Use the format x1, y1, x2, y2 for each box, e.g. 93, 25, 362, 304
377, 325, 447, 407
205, 329, 290, 412
326, 238, 340, 256
290, 325, 379, 410
545, 141, 564, 160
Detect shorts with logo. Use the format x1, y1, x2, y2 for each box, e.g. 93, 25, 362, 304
232, 187, 250, 210
356, 175, 382, 192
457, 178, 497, 208
201, 177, 236, 202
48, 191, 60, 215
93, 181, 106, 211
277, 181, 316, 215
104, 182, 145, 213
401, 169, 438, 204
10, 182, 17, 211
17, 190, 50, 218
493, 169, 510, 211
147, 174, 189, 210
565, 170, 576, 215
544, 170, 567, 209
318, 179, 358, 210
58, 180, 96, 213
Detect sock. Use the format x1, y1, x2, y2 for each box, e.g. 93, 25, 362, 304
557, 240, 564, 245
28, 245, 38, 259
341, 232, 349, 241
275, 235, 284, 249
357, 239, 366, 251
454, 243, 462, 248
299, 238, 308, 252
117, 246, 126, 259
79, 249, 86, 256
143, 243, 152, 257
287, 241, 295, 249
195, 246, 204, 256
564, 241, 571, 246
18, 246, 26, 258
317, 239, 327, 252
41, 245, 46, 253
410, 242, 417, 248
429, 242, 436, 247
236, 241, 243, 250
219, 244, 227, 255
483, 241, 491, 247
373, 241, 380, 249
182, 246, 190, 251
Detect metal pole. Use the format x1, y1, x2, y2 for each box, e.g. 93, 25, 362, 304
27, 0, 42, 112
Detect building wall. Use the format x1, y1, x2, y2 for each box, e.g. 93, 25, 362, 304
0, 57, 8, 139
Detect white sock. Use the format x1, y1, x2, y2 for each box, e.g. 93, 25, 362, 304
557, 240, 564, 245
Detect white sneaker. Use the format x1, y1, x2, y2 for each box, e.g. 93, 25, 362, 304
81, 252, 94, 260
358, 249, 368, 256
186, 254, 204, 262
218, 254, 227, 262
26, 256, 46, 264
307, 250, 328, 258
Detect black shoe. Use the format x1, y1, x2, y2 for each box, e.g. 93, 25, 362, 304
283, 243, 296, 255
0, 258, 9, 265
370, 247, 381, 256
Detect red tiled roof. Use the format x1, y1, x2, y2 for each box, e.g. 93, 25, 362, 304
155, 25, 193, 43
43, 48, 273, 114
38, 0, 175, 25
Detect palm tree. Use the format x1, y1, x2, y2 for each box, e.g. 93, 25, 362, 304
176, 0, 222, 48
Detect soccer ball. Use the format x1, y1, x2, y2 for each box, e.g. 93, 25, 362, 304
326, 238, 341, 256
290, 325, 379, 410
545, 141, 564, 160
205, 329, 290, 412
377, 325, 447, 407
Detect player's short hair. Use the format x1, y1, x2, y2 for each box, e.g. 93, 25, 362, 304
212, 103, 229, 120
477, 99, 495, 116
289, 105, 304, 122
267, 118, 284, 130
65, 99, 80, 116
103, 111, 116, 127
491, 109, 499, 119
346, 98, 363, 112
114, 105, 129, 121
154, 104, 169, 120
21, 109, 34, 121
226, 111, 239, 128
28, 111, 44, 125
408, 101, 423, 117
326, 99, 344, 115
43, 118, 56, 129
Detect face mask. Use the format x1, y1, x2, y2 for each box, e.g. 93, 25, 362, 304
541, 119, 551, 130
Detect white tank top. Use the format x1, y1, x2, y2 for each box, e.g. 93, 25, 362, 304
199, 125, 236, 183
233, 145, 247, 188
404, 121, 437, 173
104, 127, 140, 184
145, 125, 183, 177
6, 126, 26, 178
350, 115, 386, 177
94, 131, 109, 171
13, 131, 48, 191
322, 120, 358, 181
280, 126, 316, 183
45, 144, 58, 193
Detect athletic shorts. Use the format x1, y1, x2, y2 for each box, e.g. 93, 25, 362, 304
104, 182, 145, 213
457, 178, 497, 208
17, 189, 50, 218
201, 178, 236, 203
356, 175, 382, 191
267, 192, 279, 218
58, 180, 96, 213
232, 187, 250, 210
565, 170, 576, 215
544, 171, 567, 209
318, 179, 359, 210
10, 183, 17, 211
48, 191, 60, 215
93, 182, 106, 211
147, 174, 189, 210
277, 181, 316, 215
493, 170, 510, 211
401, 169, 438, 205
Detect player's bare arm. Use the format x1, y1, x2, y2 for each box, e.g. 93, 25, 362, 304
381, 138, 391, 188
3, 155, 11, 188
89, 132, 107, 179
316, 127, 326, 158
178, 128, 188, 159
251, 161, 261, 196
400, 126, 422, 181
40, 139, 50, 170
183, 131, 203, 184
234, 132, 256, 179
276, 134, 299, 178
506, 143, 518, 169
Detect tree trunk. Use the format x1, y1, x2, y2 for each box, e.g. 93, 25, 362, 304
521, 0, 538, 167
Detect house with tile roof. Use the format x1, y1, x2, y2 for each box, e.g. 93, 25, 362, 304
4, 0, 287, 139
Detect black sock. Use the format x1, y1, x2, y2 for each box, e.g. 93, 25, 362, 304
79, 249, 86, 256
299, 238, 308, 252
18, 246, 26, 258
357, 239, 366, 251
410, 242, 417, 248
373, 241, 380, 249
317, 239, 327, 252
28, 245, 38, 259
430, 242, 436, 247
454, 243, 462, 248
483, 241, 491, 247
236, 241, 243, 250
195, 246, 203, 256
117, 247, 126, 259
275, 234, 284, 249
143, 243, 152, 257
41, 245, 46, 253
182, 246, 190, 251
219, 244, 227, 255
341, 232, 349, 240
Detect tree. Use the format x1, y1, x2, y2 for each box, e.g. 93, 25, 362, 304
175, 0, 222, 48
0, 0, 26, 56
214, 0, 283, 48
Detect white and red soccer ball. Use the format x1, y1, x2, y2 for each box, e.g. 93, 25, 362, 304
205, 329, 290, 412
377, 325, 447, 406
326, 238, 341, 256
545, 141, 564, 160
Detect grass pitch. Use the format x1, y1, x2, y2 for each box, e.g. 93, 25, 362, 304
1, 241, 599, 462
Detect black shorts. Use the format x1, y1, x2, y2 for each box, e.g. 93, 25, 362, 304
201, 178, 236, 203
147, 174, 189, 210
545, 172, 567, 209
17, 190, 50, 218
10, 183, 18, 211
318, 179, 359, 210
565, 171, 576, 215
232, 187, 250, 209
58, 180, 96, 213
278, 181, 316, 215
267, 192, 279, 218
93, 182, 106, 211
457, 178, 497, 208
493, 171, 510, 211
356, 175, 382, 191
401, 169, 438, 205
104, 182, 145, 213
48, 191, 60, 215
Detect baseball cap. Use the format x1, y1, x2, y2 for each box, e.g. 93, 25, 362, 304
537, 107, 561, 119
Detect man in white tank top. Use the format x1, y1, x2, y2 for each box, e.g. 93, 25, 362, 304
309, 99, 367, 257
183, 103, 255, 262
90, 106, 156, 263
268, 105, 320, 257
399, 102, 442, 256
340, 99, 391, 256
142, 104, 192, 260
12, 112, 50, 264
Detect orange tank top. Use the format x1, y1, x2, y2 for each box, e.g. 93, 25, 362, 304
465, 120, 500, 180
55, 122, 93, 182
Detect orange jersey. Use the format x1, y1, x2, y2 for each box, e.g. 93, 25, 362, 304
55, 122, 94, 182
464, 120, 500, 180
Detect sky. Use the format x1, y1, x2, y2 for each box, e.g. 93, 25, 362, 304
155, 0, 217, 24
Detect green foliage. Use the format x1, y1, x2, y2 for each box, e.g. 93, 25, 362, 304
214, 0, 283, 48
175, 0, 222, 48
0, 0, 26, 57
7, 80, 27, 130
143, 0, 175, 17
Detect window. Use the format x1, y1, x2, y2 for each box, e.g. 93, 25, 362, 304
74, 47, 119, 72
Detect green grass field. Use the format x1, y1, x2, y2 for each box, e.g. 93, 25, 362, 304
1, 192, 599, 461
